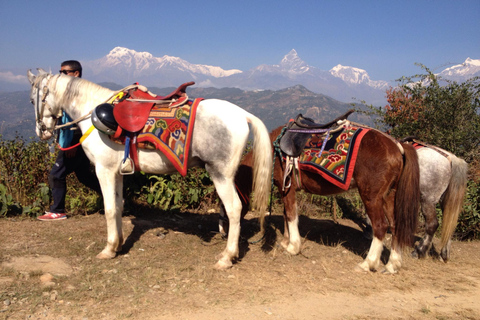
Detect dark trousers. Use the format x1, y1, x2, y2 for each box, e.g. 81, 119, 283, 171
48, 147, 102, 213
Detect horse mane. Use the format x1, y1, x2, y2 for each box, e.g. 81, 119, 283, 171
56, 76, 113, 110
31, 72, 50, 90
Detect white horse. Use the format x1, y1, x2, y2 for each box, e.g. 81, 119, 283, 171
407, 142, 468, 262
27, 69, 272, 269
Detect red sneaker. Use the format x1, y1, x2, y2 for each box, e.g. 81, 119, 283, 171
37, 212, 67, 221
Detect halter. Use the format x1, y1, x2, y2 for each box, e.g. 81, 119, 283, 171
34, 74, 93, 137
33, 73, 130, 146
34, 74, 63, 137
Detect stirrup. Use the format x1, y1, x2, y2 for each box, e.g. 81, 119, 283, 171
282, 156, 294, 191
119, 157, 135, 175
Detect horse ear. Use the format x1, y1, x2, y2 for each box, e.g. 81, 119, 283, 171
27, 69, 36, 84
37, 68, 47, 75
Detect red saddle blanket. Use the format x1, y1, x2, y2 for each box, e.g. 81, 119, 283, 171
411, 140, 450, 159
113, 98, 203, 176
297, 124, 369, 190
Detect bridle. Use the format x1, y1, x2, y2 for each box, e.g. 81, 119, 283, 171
33, 74, 63, 137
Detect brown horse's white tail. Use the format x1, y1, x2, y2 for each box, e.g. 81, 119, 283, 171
439, 156, 468, 259
246, 114, 273, 232
394, 143, 421, 248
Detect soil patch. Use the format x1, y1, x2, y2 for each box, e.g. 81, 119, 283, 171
1, 210, 479, 319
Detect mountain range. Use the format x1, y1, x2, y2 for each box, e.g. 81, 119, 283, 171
0, 47, 478, 140
80, 47, 479, 105
82, 47, 390, 104
0, 84, 371, 141
1, 47, 478, 104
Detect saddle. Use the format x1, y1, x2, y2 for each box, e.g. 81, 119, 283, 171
111, 81, 195, 174
279, 109, 355, 157
401, 136, 451, 160
114, 81, 194, 133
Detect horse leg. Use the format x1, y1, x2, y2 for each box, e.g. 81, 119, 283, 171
440, 239, 452, 262
412, 201, 438, 259
218, 204, 228, 237
356, 236, 384, 272
95, 168, 124, 259
280, 188, 301, 255
383, 184, 406, 274
356, 190, 392, 273
211, 178, 242, 270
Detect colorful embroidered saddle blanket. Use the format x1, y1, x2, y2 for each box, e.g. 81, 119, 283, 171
297, 123, 369, 190
112, 98, 203, 176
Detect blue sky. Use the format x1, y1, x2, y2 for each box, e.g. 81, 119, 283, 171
0, 0, 479, 85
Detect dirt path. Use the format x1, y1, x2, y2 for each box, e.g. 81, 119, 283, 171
1, 212, 479, 319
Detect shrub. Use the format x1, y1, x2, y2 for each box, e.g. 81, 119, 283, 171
0, 135, 53, 216
360, 65, 480, 240
142, 168, 216, 211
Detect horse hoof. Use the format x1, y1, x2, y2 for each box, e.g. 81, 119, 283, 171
286, 244, 300, 255
411, 250, 419, 259
383, 264, 399, 274
354, 264, 369, 273
96, 250, 116, 260
440, 250, 449, 263
381, 268, 397, 275
214, 259, 233, 270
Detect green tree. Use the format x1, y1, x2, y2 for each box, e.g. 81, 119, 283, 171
361, 64, 480, 240
363, 64, 480, 164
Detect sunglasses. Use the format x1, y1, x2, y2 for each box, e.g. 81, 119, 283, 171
59, 69, 76, 75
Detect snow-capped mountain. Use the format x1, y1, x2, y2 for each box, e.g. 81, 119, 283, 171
83, 47, 242, 87
206, 49, 390, 104
437, 58, 480, 82
278, 49, 310, 73
329, 64, 389, 89
2, 46, 478, 106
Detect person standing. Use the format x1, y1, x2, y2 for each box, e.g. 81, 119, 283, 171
37, 60, 101, 221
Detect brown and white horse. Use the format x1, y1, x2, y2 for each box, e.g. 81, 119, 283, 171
234, 125, 420, 273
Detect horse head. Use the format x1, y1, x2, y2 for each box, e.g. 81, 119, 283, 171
27, 69, 62, 140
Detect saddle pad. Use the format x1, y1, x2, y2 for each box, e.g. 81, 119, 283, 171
411, 141, 450, 160
297, 125, 369, 190
412, 142, 425, 150
136, 98, 203, 176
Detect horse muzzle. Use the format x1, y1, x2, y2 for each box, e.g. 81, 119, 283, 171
36, 123, 53, 140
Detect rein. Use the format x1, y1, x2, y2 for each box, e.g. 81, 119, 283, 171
36, 75, 129, 146
36, 76, 188, 149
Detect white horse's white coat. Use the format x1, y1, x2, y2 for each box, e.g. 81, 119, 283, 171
414, 145, 468, 261
27, 70, 272, 269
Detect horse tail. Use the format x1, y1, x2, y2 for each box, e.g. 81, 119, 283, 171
439, 155, 468, 249
394, 143, 420, 248
246, 114, 272, 232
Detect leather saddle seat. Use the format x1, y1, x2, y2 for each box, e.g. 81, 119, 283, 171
113, 81, 195, 133
279, 110, 355, 157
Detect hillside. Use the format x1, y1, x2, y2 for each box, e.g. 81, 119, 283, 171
149, 84, 373, 130
0, 91, 36, 141
0, 85, 373, 141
